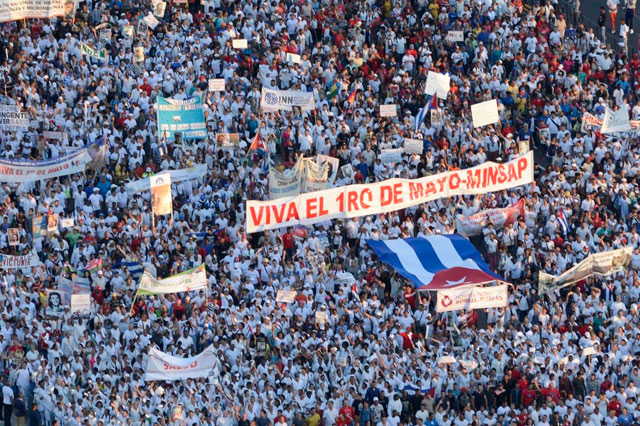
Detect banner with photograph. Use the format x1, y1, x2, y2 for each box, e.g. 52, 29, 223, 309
247, 152, 534, 233
0, 104, 29, 130
260, 88, 315, 112
215, 133, 240, 149
302, 155, 339, 192
0, 251, 41, 269
136, 264, 207, 296
0, 149, 91, 183
150, 173, 172, 216
436, 285, 508, 312
156, 96, 206, 141
539, 247, 633, 293
144, 345, 217, 381
456, 200, 525, 237
126, 164, 207, 194
0, 0, 66, 22
7, 228, 19, 246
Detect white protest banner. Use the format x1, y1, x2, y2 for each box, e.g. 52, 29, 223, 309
518, 140, 529, 154
601, 107, 631, 134
379, 104, 397, 117
208, 78, 225, 92
143, 14, 160, 29
340, 164, 354, 178
7, 228, 19, 246
144, 345, 217, 381
437, 355, 457, 365
335, 272, 356, 286
42, 131, 64, 140
0, 149, 91, 183
270, 158, 304, 199
232, 39, 248, 49
79, 43, 107, 61
47, 213, 59, 233
286, 52, 301, 64
260, 88, 316, 112
61, 217, 74, 228
246, 151, 534, 233
276, 290, 297, 303
582, 346, 598, 357
315, 310, 328, 326
0, 105, 29, 130
436, 285, 508, 313
539, 247, 633, 293
403, 138, 423, 154
0, 0, 65, 22
0, 252, 41, 269
380, 148, 404, 164
425, 72, 451, 99
136, 264, 207, 296
581, 112, 602, 133
471, 99, 500, 128
150, 173, 172, 216
456, 200, 524, 237
459, 360, 478, 370
126, 164, 207, 193
71, 294, 91, 314
446, 31, 464, 42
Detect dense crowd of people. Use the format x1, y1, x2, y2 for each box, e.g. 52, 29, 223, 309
1, 0, 640, 424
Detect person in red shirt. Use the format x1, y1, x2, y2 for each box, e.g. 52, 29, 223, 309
608, 395, 622, 416
281, 228, 295, 261
339, 404, 355, 424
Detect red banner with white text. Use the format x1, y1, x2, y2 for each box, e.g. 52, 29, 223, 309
245, 152, 534, 233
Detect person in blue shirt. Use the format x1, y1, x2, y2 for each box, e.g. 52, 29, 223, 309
618, 407, 634, 425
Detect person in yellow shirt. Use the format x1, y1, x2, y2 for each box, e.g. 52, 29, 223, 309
305, 406, 322, 426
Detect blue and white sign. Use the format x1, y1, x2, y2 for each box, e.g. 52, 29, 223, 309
156, 96, 206, 141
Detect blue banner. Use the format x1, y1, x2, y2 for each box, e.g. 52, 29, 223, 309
156, 96, 206, 141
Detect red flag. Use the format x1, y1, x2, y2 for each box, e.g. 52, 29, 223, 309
86, 258, 102, 271
347, 90, 357, 104
248, 132, 265, 152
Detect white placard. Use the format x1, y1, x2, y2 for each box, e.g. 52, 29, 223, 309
232, 39, 248, 49
379, 104, 397, 117
471, 99, 500, 128
71, 294, 91, 313
425, 72, 451, 99
61, 218, 75, 228
403, 138, 423, 154
153, 0, 166, 17
380, 148, 404, 164
143, 14, 160, 29
601, 107, 632, 134
208, 79, 225, 92
286, 53, 301, 64
276, 290, 297, 303
133, 46, 145, 63
446, 31, 464, 42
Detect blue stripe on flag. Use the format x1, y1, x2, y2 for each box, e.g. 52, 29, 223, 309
366, 240, 428, 285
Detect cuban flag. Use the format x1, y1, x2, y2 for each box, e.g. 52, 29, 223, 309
414, 95, 438, 132
557, 209, 571, 236
367, 235, 502, 290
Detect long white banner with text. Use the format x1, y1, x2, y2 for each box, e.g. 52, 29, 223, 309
246, 152, 534, 233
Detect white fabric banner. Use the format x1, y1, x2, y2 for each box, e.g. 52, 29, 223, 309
471, 99, 499, 128
260, 88, 315, 112
0, 105, 29, 130
0, 0, 65, 22
246, 152, 534, 233
0, 252, 41, 269
539, 247, 633, 293
436, 285, 508, 312
379, 104, 397, 117
137, 264, 207, 295
601, 107, 631, 134
144, 345, 217, 381
208, 79, 225, 92
0, 149, 91, 183
71, 294, 91, 313
424, 72, 451, 99
125, 164, 207, 193
232, 39, 248, 49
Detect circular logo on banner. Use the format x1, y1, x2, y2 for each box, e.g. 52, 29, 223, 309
264, 92, 279, 105
441, 295, 452, 307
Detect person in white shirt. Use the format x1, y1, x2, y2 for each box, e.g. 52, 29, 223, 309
2, 382, 14, 423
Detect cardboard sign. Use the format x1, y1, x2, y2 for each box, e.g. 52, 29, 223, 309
276, 290, 297, 303
446, 31, 464, 42
208, 79, 225, 92
380, 148, 404, 164
143, 14, 160, 30
379, 104, 397, 117
471, 99, 499, 128
232, 39, 248, 49
425, 71, 451, 99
